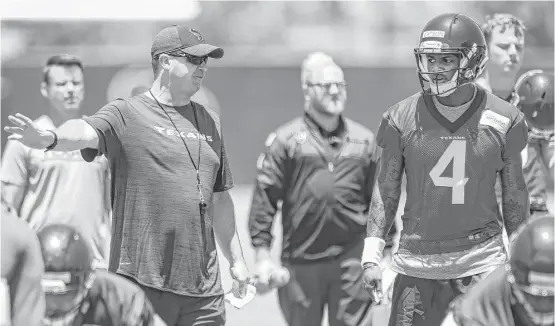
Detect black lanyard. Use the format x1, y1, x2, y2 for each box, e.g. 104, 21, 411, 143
149, 90, 207, 216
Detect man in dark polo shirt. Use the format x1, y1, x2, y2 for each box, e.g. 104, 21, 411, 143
4, 25, 252, 326
248, 52, 391, 326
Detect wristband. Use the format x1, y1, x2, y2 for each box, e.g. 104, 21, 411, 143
44, 130, 58, 152
361, 237, 386, 268
362, 262, 379, 270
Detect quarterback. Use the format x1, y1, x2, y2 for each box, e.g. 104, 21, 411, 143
361, 13, 530, 326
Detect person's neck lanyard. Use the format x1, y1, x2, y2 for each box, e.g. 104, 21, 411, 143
149, 90, 207, 217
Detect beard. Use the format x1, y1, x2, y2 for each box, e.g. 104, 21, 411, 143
312, 99, 344, 116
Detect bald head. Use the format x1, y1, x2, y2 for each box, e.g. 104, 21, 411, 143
301, 52, 346, 116
301, 52, 344, 86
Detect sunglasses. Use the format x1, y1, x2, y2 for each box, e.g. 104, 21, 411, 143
181, 53, 209, 66
155, 49, 209, 66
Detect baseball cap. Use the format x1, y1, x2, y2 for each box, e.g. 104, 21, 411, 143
151, 25, 224, 59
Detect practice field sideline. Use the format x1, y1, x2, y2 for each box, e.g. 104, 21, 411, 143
218, 184, 554, 326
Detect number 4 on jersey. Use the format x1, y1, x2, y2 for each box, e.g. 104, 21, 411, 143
429, 140, 469, 205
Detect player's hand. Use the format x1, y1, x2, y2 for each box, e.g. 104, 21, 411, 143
4, 113, 53, 149
230, 261, 252, 299
362, 263, 383, 304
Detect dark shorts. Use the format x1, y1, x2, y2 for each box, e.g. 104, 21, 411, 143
278, 241, 373, 326
120, 274, 225, 326
388, 272, 489, 326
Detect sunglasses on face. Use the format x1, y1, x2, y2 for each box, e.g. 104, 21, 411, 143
181, 53, 209, 66
155, 49, 209, 66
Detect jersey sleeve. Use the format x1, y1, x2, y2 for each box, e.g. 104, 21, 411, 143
1, 140, 29, 186
80, 100, 127, 162
213, 128, 234, 192
503, 111, 528, 161
376, 110, 403, 156
248, 132, 287, 249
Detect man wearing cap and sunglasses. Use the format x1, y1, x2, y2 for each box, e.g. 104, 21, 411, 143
4, 25, 252, 326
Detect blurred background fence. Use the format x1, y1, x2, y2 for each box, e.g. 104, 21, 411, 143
2, 1, 554, 185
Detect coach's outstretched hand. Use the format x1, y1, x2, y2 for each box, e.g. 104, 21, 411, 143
4, 113, 53, 149
230, 261, 252, 298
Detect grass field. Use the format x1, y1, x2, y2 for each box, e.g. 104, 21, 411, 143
218, 184, 554, 326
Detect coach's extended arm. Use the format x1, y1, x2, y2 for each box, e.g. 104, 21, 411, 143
5, 114, 99, 152
46, 119, 100, 151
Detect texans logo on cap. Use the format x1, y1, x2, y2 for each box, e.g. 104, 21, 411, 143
190, 28, 204, 42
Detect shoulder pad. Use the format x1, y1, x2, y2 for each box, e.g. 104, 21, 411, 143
481, 93, 522, 135
383, 93, 421, 131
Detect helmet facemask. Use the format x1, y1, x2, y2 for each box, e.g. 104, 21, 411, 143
42, 271, 95, 325
414, 44, 488, 97
512, 285, 555, 326
508, 265, 555, 326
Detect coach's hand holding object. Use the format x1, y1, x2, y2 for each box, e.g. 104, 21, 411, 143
5, 113, 55, 149
230, 260, 252, 298
225, 261, 256, 309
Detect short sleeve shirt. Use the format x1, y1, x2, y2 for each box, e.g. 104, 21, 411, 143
82, 94, 233, 296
